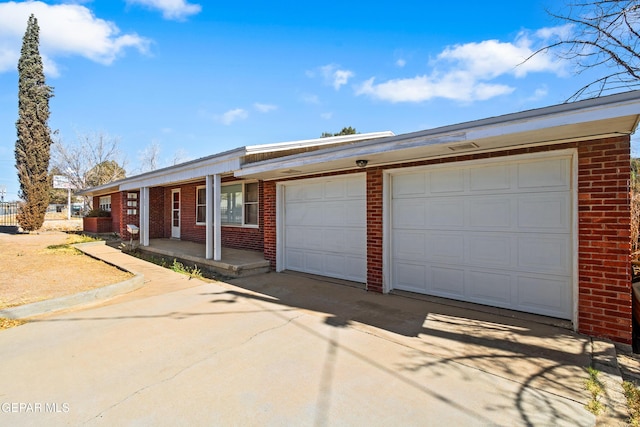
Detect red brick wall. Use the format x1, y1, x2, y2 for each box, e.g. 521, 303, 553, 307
119, 191, 141, 240
263, 181, 276, 268
160, 181, 264, 251
148, 188, 164, 238
111, 193, 121, 235
577, 136, 632, 343
367, 169, 384, 293
261, 137, 633, 344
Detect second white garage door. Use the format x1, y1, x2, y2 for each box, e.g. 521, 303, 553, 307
390, 155, 574, 319
282, 174, 366, 282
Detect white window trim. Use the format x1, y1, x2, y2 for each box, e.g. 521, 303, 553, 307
195, 185, 207, 225
195, 181, 259, 228
99, 195, 111, 212
221, 181, 259, 228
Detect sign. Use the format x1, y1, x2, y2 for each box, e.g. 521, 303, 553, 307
53, 175, 72, 190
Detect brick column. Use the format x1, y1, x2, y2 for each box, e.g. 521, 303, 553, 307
366, 168, 384, 293
263, 181, 277, 269
577, 136, 632, 343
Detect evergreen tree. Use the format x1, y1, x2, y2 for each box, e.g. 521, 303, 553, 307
15, 14, 54, 231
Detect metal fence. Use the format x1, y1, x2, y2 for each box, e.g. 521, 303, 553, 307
0, 202, 18, 226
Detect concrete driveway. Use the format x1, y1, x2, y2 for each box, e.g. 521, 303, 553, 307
0, 264, 610, 426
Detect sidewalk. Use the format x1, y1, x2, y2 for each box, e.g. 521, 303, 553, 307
76, 241, 206, 301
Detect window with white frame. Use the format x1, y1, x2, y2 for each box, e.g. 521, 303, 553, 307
196, 181, 258, 226
99, 195, 111, 212
196, 186, 206, 224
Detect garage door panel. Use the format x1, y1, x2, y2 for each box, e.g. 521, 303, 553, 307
393, 172, 426, 196
517, 275, 571, 318
393, 199, 427, 228
303, 182, 324, 200
466, 234, 513, 268
347, 178, 366, 198
430, 169, 464, 193
428, 199, 464, 227
429, 232, 464, 263
467, 270, 513, 306
469, 164, 511, 192
324, 180, 346, 199
467, 197, 512, 229
394, 262, 427, 293
394, 231, 426, 261
518, 158, 569, 190
284, 175, 366, 282
430, 266, 465, 297
517, 235, 571, 275
517, 195, 570, 231
345, 202, 366, 226
391, 155, 573, 320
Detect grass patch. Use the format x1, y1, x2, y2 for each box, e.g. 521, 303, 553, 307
46, 234, 101, 254
0, 318, 27, 330
623, 381, 640, 426
584, 366, 605, 415
170, 259, 203, 279
123, 250, 211, 281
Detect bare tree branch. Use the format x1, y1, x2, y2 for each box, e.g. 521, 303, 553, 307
527, 0, 640, 100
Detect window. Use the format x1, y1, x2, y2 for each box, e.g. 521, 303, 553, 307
244, 182, 259, 225
196, 181, 259, 227
99, 195, 111, 212
221, 184, 243, 225
196, 186, 206, 224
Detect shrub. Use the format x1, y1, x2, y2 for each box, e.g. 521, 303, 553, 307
84, 209, 111, 218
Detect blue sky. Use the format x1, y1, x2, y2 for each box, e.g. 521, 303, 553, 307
0, 0, 634, 201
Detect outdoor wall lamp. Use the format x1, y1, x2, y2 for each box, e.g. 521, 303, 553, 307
355, 159, 368, 168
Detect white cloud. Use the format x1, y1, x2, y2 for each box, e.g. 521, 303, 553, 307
319, 64, 354, 90
0, 1, 150, 76
526, 85, 549, 102
396, 58, 406, 67
217, 108, 248, 125
356, 26, 569, 103
320, 112, 333, 120
301, 93, 320, 105
126, 0, 202, 21
253, 102, 277, 113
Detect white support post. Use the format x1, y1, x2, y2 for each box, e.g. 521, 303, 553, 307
206, 175, 214, 260
140, 187, 150, 247
213, 174, 221, 261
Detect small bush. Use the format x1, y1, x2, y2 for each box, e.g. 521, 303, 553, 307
84, 209, 111, 218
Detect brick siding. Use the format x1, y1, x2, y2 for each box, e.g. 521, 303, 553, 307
262, 136, 633, 344
577, 137, 632, 343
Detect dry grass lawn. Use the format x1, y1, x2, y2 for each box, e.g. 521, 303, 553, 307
0, 218, 132, 313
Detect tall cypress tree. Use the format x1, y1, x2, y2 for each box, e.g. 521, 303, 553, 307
15, 14, 54, 231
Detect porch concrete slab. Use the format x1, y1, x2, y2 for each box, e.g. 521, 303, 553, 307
0, 246, 616, 426
137, 238, 270, 277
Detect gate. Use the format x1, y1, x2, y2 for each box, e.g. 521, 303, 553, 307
0, 202, 18, 226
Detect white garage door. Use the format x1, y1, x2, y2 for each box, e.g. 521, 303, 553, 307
283, 174, 366, 282
391, 156, 573, 319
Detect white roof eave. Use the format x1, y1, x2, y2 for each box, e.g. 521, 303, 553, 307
235, 91, 640, 179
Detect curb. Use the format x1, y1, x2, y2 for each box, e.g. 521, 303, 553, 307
0, 241, 145, 319
591, 337, 629, 425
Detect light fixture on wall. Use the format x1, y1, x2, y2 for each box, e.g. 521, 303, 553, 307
355, 159, 368, 168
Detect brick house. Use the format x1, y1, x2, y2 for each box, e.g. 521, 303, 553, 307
82, 91, 640, 344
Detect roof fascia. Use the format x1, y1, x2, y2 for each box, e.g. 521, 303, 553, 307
236, 90, 640, 177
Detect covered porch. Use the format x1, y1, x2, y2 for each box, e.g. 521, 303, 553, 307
136, 238, 271, 278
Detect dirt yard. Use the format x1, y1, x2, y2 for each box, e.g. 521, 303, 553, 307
0, 217, 132, 310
